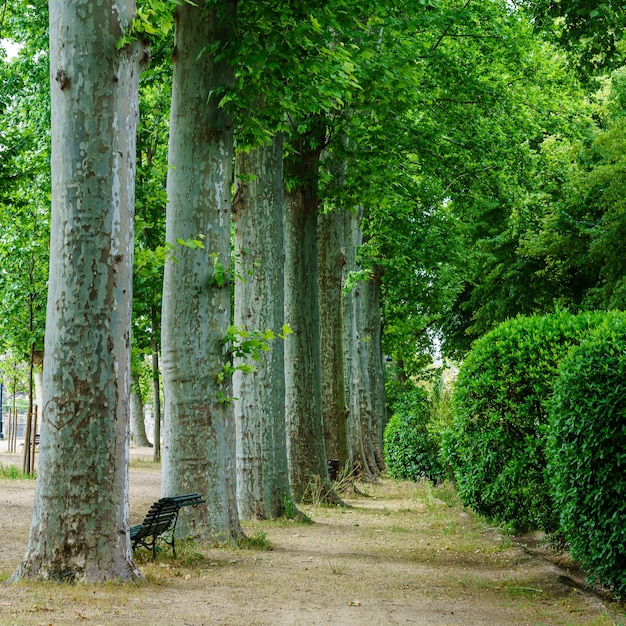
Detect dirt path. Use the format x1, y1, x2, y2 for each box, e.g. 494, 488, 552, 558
1, 448, 624, 625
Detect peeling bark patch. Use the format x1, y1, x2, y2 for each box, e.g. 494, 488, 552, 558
55, 68, 71, 90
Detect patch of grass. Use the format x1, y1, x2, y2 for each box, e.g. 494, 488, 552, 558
328, 559, 345, 575
386, 524, 411, 534
0, 463, 36, 479
497, 580, 544, 598
132, 537, 210, 567
238, 531, 270, 551
129, 458, 160, 469
586, 614, 626, 626
432, 481, 463, 508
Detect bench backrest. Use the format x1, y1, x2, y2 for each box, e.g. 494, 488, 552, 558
138, 493, 204, 531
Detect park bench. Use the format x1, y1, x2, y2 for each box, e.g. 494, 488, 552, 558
130, 493, 205, 559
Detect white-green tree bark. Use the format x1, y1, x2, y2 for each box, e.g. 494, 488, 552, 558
130, 374, 151, 447
361, 269, 386, 472
283, 133, 333, 501
11, 0, 141, 582
317, 208, 349, 468
161, 0, 242, 542
233, 135, 295, 519
342, 208, 379, 480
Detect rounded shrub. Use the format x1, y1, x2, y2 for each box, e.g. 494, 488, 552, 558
384, 386, 445, 483
548, 312, 626, 598
443, 310, 606, 533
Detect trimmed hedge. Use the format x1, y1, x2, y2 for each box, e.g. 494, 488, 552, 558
384, 386, 445, 483
548, 312, 626, 598
443, 310, 606, 532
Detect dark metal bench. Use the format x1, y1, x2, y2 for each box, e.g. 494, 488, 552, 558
130, 493, 205, 558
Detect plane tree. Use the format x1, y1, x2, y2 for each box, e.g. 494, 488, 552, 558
10, 0, 145, 582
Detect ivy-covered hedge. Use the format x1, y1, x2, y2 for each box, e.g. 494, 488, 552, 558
548, 312, 626, 598
383, 386, 445, 483
443, 311, 606, 532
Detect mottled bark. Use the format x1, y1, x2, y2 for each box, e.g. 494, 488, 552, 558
233, 135, 295, 519
362, 268, 386, 471
151, 345, 161, 461
342, 208, 379, 480
34, 367, 43, 420
317, 209, 349, 468
284, 129, 340, 504
11, 0, 141, 582
161, 0, 242, 542
130, 374, 151, 447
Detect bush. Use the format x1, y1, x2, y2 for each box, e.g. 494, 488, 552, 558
443, 310, 606, 533
384, 386, 445, 483
548, 312, 626, 598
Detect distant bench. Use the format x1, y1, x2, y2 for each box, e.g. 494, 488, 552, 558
130, 493, 206, 558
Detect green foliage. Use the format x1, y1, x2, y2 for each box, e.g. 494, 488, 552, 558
443, 311, 607, 533
442, 62, 626, 358
216, 324, 292, 402
528, 0, 625, 75
0, 39, 50, 360
383, 385, 445, 484
547, 312, 626, 598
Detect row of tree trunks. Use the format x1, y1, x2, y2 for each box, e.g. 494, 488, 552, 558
318, 209, 349, 470
11, 0, 387, 583
283, 130, 335, 502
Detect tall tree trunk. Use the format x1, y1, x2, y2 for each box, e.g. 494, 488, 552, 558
362, 267, 386, 472
150, 307, 162, 462
233, 135, 295, 519
317, 208, 349, 469
161, 0, 242, 542
11, 0, 141, 582
130, 374, 151, 447
284, 127, 340, 503
342, 208, 378, 481
33, 351, 43, 423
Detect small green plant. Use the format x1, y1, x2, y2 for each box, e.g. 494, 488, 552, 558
207, 252, 228, 288
238, 531, 270, 551
282, 494, 297, 519
0, 463, 36, 479
217, 324, 292, 402
328, 559, 345, 575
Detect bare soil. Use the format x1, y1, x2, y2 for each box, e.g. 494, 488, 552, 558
1, 446, 625, 626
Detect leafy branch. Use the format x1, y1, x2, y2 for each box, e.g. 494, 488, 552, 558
216, 324, 292, 403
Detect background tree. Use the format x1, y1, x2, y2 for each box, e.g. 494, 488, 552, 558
0, 10, 50, 470
133, 40, 172, 458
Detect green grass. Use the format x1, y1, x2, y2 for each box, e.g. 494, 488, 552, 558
238, 531, 271, 550
128, 458, 161, 469
0, 463, 36, 479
